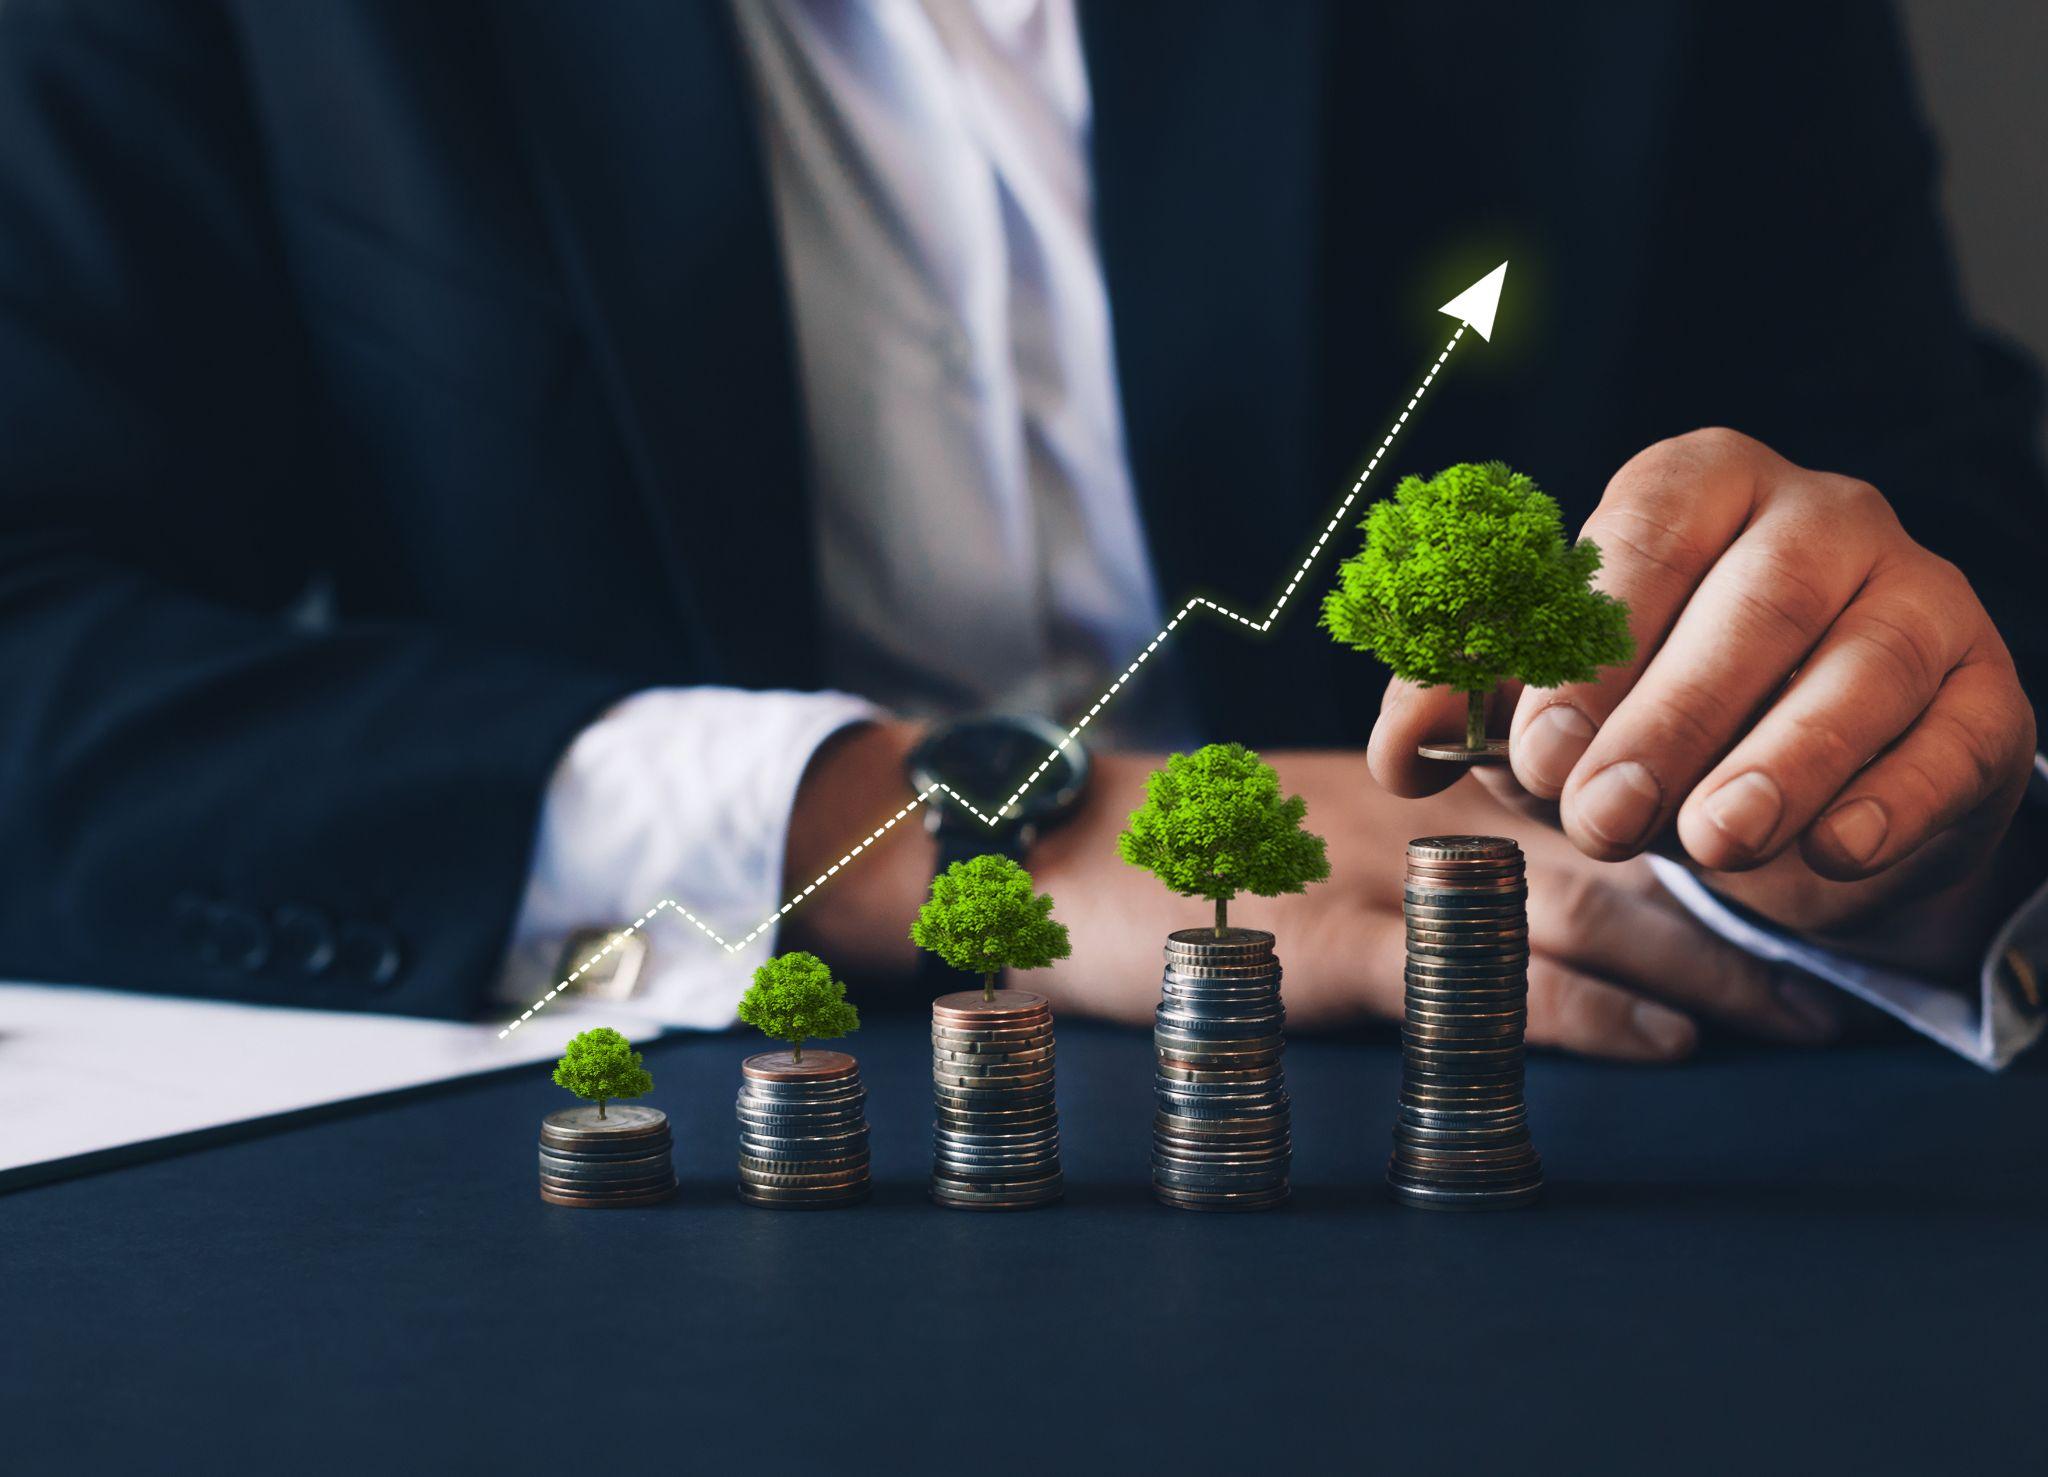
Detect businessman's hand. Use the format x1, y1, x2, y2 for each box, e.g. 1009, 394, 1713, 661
1371, 428, 2035, 950
782, 723, 1829, 1062
1029, 751, 1839, 1061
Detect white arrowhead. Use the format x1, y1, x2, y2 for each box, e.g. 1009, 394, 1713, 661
1439, 261, 1508, 342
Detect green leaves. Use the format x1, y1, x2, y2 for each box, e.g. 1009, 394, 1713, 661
552, 1026, 653, 1110
1116, 743, 1330, 904
1322, 461, 1634, 693
738, 951, 860, 1053
909, 854, 1072, 978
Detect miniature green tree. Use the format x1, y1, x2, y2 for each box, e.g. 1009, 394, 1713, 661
910, 853, 1071, 1003
737, 951, 860, 1063
1321, 461, 1633, 752
552, 1026, 653, 1120
1117, 743, 1331, 937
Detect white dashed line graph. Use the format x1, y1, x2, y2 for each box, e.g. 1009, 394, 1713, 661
498, 265, 1507, 1039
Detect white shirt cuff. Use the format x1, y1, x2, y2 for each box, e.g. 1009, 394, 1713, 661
1650, 754, 2048, 1070
502, 686, 882, 1030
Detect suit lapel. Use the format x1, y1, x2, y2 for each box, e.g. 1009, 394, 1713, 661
494, 0, 819, 686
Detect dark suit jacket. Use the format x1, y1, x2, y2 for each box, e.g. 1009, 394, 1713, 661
0, 0, 2039, 1018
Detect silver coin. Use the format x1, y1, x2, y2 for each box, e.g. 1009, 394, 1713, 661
734, 1089, 866, 1112
933, 1106, 1060, 1129
1154, 1150, 1291, 1174
1404, 954, 1531, 974
739, 1134, 870, 1159
932, 1074, 1058, 1095
1152, 1028, 1287, 1052
1152, 1016, 1285, 1035
1158, 988, 1285, 1011
931, 1168, 1065, 1192
1153, 1185, 1290, 1212
1388, 1161, 1543, 1189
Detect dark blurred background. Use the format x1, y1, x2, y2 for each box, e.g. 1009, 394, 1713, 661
1904, 0, 2048, 453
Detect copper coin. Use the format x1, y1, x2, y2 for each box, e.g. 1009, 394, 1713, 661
1405, 860, 1525, 878
930, 1018, 1057, 1037
738, 1183, 870, 1209
1155, 1111, 1289, 1134
931, 989, 1052, 1022
741, 1050, 859, 1084
540, 1178, 678, 1208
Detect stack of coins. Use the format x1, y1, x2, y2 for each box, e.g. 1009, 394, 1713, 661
735, 1051, 871, 1209
538, 1104, 678, 1208
1153, 928, 1291, 1211
1389, 835, 1544, 1210
930, 990, 1063, 1210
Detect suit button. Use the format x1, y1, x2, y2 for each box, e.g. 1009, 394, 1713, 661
336, 921, 403, 989
205, 903, 270, 972
272, 906, 338, 975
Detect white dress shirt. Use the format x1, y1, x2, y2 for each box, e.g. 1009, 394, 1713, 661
503, 0, 2047, 1068
505, 0, 1167, 1026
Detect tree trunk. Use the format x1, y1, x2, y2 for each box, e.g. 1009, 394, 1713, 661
982, 972, 996, 1004
1214, 895, 1229, 938
1465, 688, 1487, 751
792, 1041, 803, 1064
597, 1097, 607, 1121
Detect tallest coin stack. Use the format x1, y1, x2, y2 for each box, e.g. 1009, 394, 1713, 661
1389, 835, 1544, 1210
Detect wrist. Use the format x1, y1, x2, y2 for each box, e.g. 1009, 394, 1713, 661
778, 718, 933, 974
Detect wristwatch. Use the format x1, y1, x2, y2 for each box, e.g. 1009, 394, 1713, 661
905, 714, 1090, 991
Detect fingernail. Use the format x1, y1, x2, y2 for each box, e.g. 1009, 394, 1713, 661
1631, 999, 1697, 1057
1520, 704, 1596, 795
1701, 771, 1784, 857
1818, 797, 1888, 865
1775, 976, 1842, 1043
1577, 761, 1663, 849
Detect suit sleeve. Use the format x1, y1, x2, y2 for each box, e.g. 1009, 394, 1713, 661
0, 0, 637, 1017
1642, 0, 2048, 718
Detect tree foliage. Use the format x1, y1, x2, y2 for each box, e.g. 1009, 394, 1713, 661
1321, 461, 1634, 693
1117, 744, 1330, 921
552, 1026, 653, 1119
910, 853, 1071, 993
738, 951, 859, 1061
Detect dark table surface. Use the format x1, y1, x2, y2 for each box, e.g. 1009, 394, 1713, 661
5, 1011, 2045, 1475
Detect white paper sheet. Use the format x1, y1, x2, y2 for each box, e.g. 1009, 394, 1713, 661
0, 981, 665, 1181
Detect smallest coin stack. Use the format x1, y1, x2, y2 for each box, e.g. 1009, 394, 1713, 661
1390, 835, 1544, 1211
931, 990, 1064, 1210
539, 1104, 678, 1208
736, 1050, 872, 1209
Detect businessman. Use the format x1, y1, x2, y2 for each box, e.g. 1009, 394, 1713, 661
0, 0, 2040, 1062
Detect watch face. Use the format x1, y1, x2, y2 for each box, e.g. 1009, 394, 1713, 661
907, 715, 1089, 830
